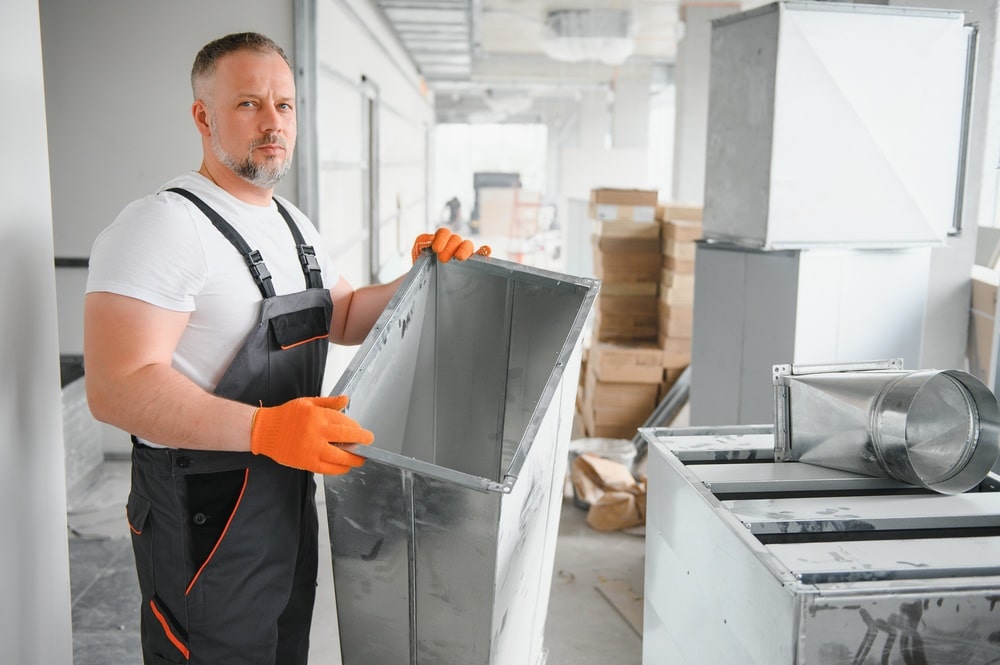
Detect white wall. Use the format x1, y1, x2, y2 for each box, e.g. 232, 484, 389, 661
40, 0, 297, 356
1, 1, 74, 662
310, 0, 435, 381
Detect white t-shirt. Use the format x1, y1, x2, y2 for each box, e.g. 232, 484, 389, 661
87, 172, 339, 395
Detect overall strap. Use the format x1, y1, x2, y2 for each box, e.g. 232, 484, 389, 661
165, 187, 276, 298
274, 199, 324, 289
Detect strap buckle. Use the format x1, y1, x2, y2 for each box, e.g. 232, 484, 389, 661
245, 250, 272, 284
298, 245, 321, 273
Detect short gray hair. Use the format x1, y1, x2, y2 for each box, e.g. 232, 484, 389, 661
191, 32, 291, 101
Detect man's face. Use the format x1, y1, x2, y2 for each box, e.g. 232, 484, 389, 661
204, 50, 296, 188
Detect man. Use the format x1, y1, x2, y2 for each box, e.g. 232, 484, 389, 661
84, 32, 486, 665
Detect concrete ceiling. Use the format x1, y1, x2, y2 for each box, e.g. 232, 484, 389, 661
375, 0, 683, 122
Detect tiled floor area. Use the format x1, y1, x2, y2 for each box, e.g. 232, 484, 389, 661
68, 458, 646, 665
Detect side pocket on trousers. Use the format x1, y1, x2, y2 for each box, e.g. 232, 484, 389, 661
126, 492, 151, 535
145, 596, 190, 664
126, 491, 154, 586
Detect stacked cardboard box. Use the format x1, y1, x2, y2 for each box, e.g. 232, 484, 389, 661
582, 188, 661, 437
582, 341, 662, 439
968, 264, 998, 383
590, 188, 660, 343
657, 203, 703, 396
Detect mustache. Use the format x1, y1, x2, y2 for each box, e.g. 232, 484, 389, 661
250, 133, 287, 151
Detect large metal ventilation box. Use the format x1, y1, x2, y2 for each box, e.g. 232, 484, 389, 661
703, 1, 973, 249
324, 253, 598, 665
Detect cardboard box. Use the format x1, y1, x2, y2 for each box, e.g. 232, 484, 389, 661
658, 300, 694, 323
581, 416, 640, 440
589, 341, 664, 383
658, 301, 693, 338
665, 255, 695, 274
661, 269, 695, 291
972, 269, 998, 314
656, 202, 703, 222
595, 312, 658, 342
658, 368, 686, 401
968, 266, 999, 383
595, 263, 662, 284
584, 365, 660, 405
593, 219, 660, 239
662, 219, 704, 242
660, 285, 694, 306
591, 188, 658, 207
599, 294, 658, 316
593, 234, 661, 254
590, 203, 656, 223
601, 281, 659, 297
582, 366, 658, 431
660, 336, 692, 368
593, 243, 663, 284
662, 238, 697, 261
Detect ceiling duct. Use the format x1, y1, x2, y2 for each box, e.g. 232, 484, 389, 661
541, 8, 636, 66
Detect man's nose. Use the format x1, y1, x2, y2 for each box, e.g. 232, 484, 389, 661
259, 104, 284, 134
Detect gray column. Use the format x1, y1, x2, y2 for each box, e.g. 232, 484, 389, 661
1, 0, 74, 662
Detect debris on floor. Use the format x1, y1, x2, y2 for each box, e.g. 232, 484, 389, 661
570, 453, 646, 532
595, 578, 643, 637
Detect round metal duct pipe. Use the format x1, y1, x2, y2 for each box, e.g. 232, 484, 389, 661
775, 362, 1000, 494
869, 370, 1000, 494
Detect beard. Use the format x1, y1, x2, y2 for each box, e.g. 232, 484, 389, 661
209, 115, 292, 189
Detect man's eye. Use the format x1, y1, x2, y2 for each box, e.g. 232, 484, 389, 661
239, 101, 256, 107
279, 103, 293, 111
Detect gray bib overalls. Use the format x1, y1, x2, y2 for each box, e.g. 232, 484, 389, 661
125, 188, 333, 665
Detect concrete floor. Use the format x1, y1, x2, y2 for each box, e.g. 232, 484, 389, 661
67, 458, 646, 665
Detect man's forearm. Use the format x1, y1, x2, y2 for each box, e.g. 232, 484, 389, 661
87, 363, 254, 451
333, 274, 406, 345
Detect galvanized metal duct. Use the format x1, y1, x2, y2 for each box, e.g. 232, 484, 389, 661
773, 360, 1000, 494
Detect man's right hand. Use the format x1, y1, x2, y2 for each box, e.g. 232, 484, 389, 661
250, 395, 374, 474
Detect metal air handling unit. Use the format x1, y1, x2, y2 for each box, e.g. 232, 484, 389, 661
639, 361, 1000, 664
324, 253, 598, 665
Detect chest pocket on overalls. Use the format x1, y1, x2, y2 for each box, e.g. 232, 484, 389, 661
271, 306, 330, 350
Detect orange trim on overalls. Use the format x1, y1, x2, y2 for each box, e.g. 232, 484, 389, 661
185, 468, 250, 596
149, 599, 190, 660
279, 333, 329, 350
127, 509, 142, 536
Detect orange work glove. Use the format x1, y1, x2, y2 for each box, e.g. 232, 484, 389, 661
250, 395, 374, 475
411, 227, 491, 263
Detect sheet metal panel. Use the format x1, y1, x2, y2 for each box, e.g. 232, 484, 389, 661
327, 254, 597, 664
691, 462, 911, 495
726, 493, 1000, 534
770, 537, 1000, 583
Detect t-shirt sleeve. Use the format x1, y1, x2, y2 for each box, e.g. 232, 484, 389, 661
86, 195, 207, 312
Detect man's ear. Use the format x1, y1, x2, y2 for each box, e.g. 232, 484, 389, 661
192, 100, 212, 138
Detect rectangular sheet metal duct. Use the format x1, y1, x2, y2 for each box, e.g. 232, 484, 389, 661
325, 254, 598, 664
703, 2, 971, 249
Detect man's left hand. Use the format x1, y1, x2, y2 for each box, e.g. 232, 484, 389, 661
411, 227, 491, 263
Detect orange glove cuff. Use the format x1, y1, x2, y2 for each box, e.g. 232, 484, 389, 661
250, 396, 374, 475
